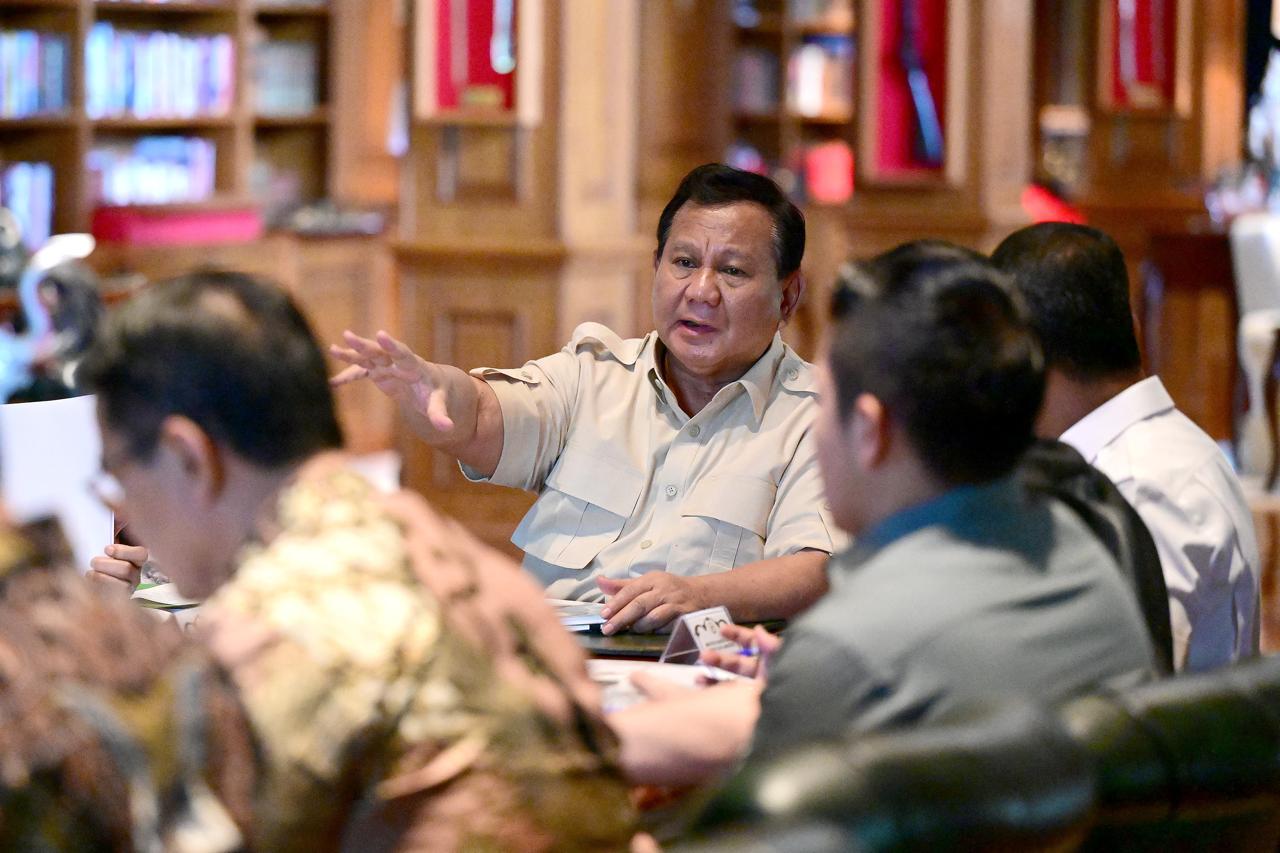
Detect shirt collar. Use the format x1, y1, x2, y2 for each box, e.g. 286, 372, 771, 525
1059, 376, 1175, 463
647, 333, 805, 425
836, 477, 1023, 572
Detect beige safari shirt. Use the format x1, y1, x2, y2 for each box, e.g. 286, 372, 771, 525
465, 322, 836, 601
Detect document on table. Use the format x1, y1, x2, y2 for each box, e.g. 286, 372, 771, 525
587, 659, 743, 713
547, 597, 607, 632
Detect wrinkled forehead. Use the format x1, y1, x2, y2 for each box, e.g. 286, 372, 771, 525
667, 201, 779, 258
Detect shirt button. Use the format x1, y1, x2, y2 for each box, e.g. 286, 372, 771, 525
785, 368, 800, 381
520, 369, 533, 381
640, 539, 653, 549
665, 485, 678, 498
688, 425, 701, 438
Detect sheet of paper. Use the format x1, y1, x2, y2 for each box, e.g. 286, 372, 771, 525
586, 659, 743, 713
0, 394, 112, 572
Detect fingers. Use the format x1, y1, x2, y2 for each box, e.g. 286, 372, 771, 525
107, 543, 149, 567
600, 578, 648, 635
422, 387, 456, 432
628, 604, 681, 635
698, 648, 761, 679
718, 624, 756, 646
375, 330, 420, 366
87, 557, 141, 592
329, 363, 370, 387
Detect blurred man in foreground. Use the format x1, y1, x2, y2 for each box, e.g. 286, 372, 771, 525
79, 270, 634, 851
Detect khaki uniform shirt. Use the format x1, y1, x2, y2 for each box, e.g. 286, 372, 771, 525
466, 322, 836, 601
203, 458, 634, 852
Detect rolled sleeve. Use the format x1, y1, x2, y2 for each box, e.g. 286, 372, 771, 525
460, 350, 582, 491
763, 431, 840, 558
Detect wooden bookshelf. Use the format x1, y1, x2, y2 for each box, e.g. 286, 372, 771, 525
727, 0, 857, 184
0, 0, 362, 237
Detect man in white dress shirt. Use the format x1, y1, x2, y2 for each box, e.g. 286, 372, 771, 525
994, 222, 1261, 672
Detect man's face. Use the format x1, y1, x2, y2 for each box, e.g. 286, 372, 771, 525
652, 201, 796, 385
814, 357, 861, 534
95, 410, 213, 598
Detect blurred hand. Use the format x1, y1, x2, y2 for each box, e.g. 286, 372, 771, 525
699, 623, 782, 680
329, 330, 457, 433
598, 572, 708, 635
87, 543, 149, 594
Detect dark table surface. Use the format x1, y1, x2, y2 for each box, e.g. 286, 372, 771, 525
575, 620, 787, 660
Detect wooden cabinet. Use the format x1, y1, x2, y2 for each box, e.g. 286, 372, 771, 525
88, 233, 397, 452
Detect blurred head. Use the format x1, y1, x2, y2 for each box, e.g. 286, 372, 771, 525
990, 222, 1141, 382
78, 270, 342, 596
818, 241, 1045, 533
652, 164, 806, 389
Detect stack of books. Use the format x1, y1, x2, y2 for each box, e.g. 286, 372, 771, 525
0, 31, 69, 118
0, 162, 54, 250
87, 137, 217, 205
85, 23, 236, 120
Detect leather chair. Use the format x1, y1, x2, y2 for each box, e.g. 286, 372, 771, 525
680, 702, 1095, 852
1062, 654, 1280, 851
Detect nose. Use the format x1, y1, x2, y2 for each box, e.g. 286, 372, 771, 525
686, 266, 722, 307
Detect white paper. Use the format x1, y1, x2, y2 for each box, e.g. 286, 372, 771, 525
0, 394, 112, 572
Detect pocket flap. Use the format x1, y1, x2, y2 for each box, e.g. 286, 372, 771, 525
513, 447, 645, 570
546, 446, 645, 518
681, 475, 776, 536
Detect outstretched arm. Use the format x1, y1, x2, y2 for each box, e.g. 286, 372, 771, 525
330, 330, 505, 476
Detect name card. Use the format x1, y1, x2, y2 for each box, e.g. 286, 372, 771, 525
659, 606, 736, 664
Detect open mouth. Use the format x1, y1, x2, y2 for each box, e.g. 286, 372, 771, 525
679, 319, 716, 334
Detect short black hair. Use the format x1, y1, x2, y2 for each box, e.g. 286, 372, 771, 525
828, 240, 1045, 486
656, 163, 805, 278
990, 222, 1141, 380
78, 270, 343, 467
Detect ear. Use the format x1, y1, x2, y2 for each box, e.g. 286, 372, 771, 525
156, 415, 224, 505
849, 393, 890, 470
779, 270, 805, 325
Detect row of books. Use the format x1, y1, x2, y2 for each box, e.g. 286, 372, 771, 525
734, 35, 855, 119
87, 136, 216, 205
0, 162, 54, 251
0, 32, 69, 119
253, 38, 318, 116
86, 24, 236, 120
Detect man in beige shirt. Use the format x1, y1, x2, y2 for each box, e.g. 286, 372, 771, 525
333, 164, 835, 633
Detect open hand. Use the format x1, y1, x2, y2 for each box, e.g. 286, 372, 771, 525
329, 330, 457, 433
598, 572, 708, 635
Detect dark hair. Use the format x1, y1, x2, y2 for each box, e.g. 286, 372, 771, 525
655, 163, 805, 277
78, 270, 343, 467
828, 240, 1045, 486
990, 222, 1141, 380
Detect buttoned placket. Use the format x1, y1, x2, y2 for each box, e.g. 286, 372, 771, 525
640, 365, 746, 570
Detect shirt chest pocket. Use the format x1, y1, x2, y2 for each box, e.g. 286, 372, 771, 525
676, 475, 776, 572
512, 447, 645, 570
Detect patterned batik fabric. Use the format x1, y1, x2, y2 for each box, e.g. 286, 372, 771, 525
202, 457, 635, 852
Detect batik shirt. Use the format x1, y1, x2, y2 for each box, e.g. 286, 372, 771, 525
202, 456, 634, 852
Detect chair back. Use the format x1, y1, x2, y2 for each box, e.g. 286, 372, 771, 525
1062, 655, 1280, 851
684, 702, 1094, 852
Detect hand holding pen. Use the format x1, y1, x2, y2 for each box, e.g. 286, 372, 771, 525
699, 623, 782, 680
